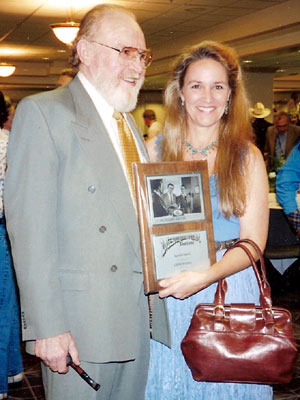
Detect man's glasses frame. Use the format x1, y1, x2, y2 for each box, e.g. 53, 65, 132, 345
89, 40, 153, 68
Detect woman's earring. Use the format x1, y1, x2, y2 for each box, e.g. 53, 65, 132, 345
224, 99, 229, 115
181, 98, 185, 106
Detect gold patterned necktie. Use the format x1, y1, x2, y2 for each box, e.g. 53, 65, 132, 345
113, 111, 153, 331
113, 111, 140, 201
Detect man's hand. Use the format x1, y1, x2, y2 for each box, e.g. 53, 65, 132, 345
35, 332, 79, 373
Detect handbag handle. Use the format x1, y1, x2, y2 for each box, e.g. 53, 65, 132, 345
214, 239, 274, 325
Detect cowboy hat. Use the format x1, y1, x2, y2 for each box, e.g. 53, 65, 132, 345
249, 102, 271, 118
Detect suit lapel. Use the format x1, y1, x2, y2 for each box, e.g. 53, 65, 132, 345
68, 76, 141, 255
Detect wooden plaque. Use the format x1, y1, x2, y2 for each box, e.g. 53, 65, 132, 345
133, 160, 216, 294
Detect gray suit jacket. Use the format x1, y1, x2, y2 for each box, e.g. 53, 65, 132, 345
4, 76, 170, 362
264, 124, 300, 168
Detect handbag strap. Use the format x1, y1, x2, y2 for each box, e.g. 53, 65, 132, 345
233, 239, 268, 282
214, 239, 274, 325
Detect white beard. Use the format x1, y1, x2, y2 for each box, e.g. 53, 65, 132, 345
97, 77, 143, 112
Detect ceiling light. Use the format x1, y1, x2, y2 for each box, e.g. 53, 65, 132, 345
242, 60, 253, 64
0, 63, 16, 77
50, 21, 80, 46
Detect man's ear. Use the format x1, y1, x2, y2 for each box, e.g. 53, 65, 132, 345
76, 39, 93, 66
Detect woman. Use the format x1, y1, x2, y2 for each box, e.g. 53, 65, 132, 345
145, 42, 271, 399
0, 91, 23, 399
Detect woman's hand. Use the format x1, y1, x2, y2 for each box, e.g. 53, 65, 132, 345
158, 269, 211, 299
158, 145, 269, 301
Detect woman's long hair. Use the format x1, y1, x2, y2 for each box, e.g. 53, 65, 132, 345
161, 41, 254, 218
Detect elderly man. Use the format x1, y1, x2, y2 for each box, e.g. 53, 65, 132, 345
4, 4, 169, 400
264, 111, 300, 170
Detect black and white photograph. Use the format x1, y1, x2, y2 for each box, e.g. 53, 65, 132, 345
147, 173, 205, 225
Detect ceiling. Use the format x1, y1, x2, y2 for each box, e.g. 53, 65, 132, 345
0, 0, 299, 101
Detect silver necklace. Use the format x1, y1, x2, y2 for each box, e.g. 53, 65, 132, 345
186, 140, 218, 156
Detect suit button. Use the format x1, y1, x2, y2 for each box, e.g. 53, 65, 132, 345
110, 265, 118, 272
99, 226, 107, 233
88, 186, 96, 193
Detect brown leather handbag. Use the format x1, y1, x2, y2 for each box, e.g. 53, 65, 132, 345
181, 238, 298, 384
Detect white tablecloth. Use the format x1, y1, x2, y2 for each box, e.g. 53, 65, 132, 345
270, 258, 297, 274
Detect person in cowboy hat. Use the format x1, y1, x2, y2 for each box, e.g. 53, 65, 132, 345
249, 102, 272, 153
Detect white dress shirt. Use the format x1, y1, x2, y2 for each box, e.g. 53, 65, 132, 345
77, 72, 145, 183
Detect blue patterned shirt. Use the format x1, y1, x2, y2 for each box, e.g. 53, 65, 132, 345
276, 141, 300, 233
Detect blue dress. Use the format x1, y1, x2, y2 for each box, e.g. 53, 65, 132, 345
146, 172, 273, 399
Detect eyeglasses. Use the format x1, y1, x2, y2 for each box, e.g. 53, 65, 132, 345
89, 41, 153, 68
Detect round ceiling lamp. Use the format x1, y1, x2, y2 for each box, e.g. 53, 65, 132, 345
50, 21, 80, 46
0, 63, 16, 77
